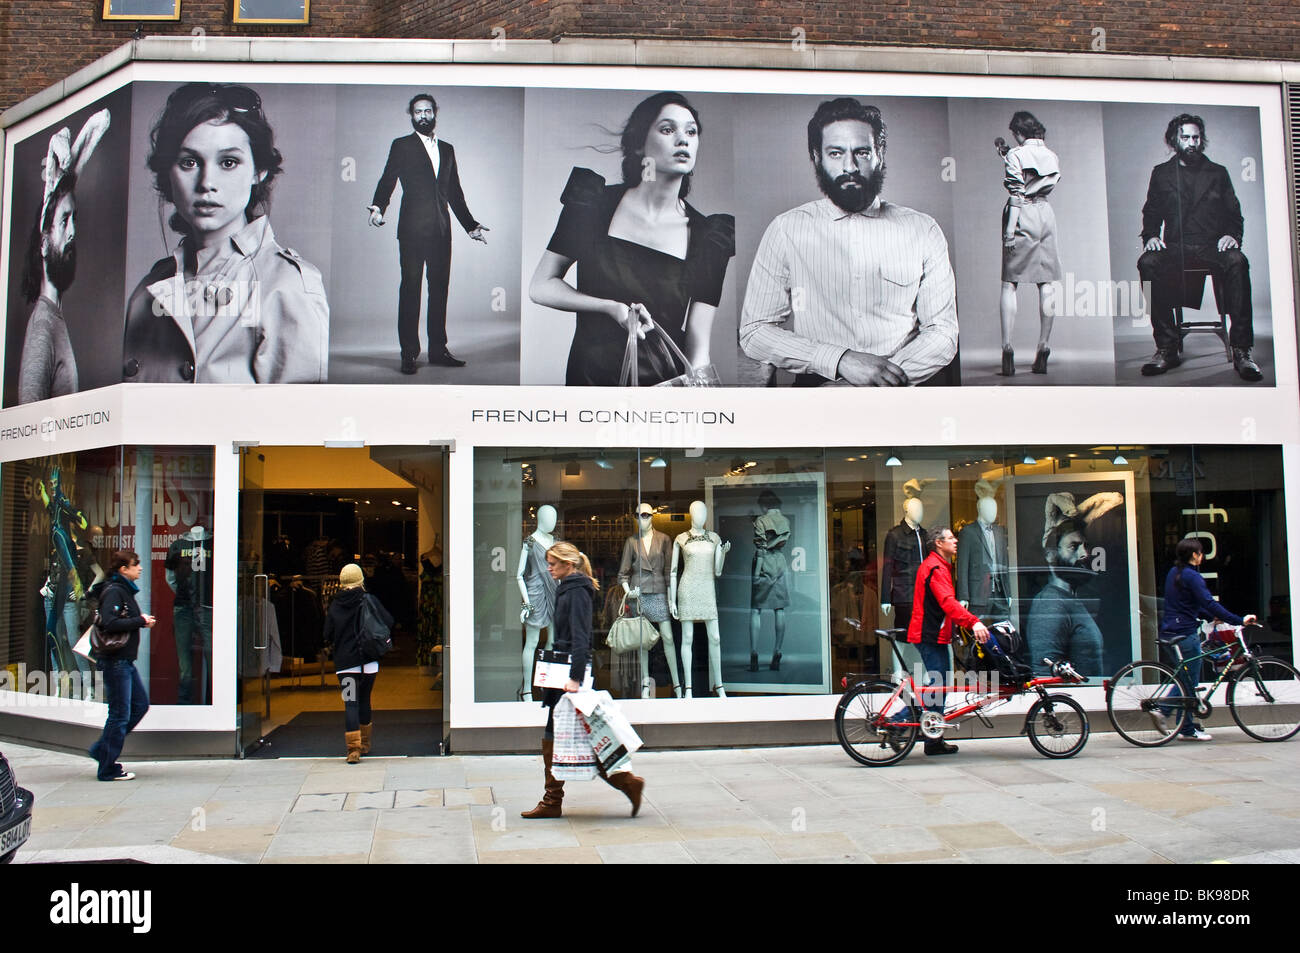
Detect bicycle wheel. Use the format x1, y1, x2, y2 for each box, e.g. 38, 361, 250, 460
1106, 661, 1183, 747
1228, 657, 1300, 742
1025, 694, 1089, 758
835, 680, 919, 766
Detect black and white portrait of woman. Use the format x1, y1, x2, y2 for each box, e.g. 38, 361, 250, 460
522, 89, 737, 386
121, 83, 329, 384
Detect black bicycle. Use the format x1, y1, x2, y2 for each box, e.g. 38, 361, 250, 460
1105, 623, 1300, 746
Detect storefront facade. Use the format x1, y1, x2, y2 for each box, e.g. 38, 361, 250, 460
0, 39, 1296, 755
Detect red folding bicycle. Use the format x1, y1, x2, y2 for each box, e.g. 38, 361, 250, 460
835, 626, 1090, 765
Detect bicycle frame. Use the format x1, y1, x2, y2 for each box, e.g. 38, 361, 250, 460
1107, 624, 1257, 713
854, 630, 1076, 732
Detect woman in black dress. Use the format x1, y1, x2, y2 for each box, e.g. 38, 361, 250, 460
528, 92, 735, 386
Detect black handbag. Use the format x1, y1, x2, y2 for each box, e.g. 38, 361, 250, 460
87, 584, 132, 656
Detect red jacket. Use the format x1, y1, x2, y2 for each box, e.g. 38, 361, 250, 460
908, 550, 980, 645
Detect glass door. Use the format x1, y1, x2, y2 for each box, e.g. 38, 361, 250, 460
236, 446, 270, 756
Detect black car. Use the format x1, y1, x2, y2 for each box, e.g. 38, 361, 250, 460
0, 749, 34, 864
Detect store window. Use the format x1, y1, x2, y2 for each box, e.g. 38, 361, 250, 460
473, 445, 1290, 704
0, 445, 215, 705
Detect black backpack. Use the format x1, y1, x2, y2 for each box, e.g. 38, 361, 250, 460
355, 594, 393, 661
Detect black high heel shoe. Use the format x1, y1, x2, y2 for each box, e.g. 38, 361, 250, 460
770, 652, 782, 671
1032, 347, 1050, 374
999, 347, 1015, 377
749, 652, 759, 672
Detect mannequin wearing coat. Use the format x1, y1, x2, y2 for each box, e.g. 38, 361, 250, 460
516, 505, 557, 699
618, 502, 682, 698
669, 500, 731, 698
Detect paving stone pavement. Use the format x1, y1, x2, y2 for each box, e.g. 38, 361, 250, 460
6, 732, 1299, 864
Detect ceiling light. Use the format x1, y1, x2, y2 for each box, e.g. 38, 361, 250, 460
1112, 453, 1128, 466
1021, 455, 1035, 465
650, 457, 667, 468
885, 455, 902, 467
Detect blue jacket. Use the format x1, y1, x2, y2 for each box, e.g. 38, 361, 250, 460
1161, 565, 1243, 638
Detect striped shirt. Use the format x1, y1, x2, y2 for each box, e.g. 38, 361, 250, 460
739, 198, 958, 384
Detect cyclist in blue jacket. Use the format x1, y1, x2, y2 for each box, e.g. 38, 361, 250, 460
1159, 538, 1257, 740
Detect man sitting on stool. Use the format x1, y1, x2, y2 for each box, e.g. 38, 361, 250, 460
1137, 113, 1261, 382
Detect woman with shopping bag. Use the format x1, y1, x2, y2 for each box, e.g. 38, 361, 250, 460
521, 541, 646, 818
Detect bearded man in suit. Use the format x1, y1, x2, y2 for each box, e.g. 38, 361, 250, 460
369, 94, 487, 374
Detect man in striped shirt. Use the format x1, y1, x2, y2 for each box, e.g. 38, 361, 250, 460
740, 98, 958, 386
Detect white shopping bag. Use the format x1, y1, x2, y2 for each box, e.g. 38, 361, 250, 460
551, 695, 598, 781
573, 690, 643, 775
532, 649, 594, 691
72, 626, 95, 661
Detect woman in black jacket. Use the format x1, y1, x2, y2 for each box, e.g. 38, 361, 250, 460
521, 541, 645, 819
323, 563, 392, 763
88, 550, 156, 781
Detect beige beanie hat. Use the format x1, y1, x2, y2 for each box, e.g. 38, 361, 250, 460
339, 563, 365, 589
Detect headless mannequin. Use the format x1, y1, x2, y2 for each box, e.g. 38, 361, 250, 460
516, 504, 557, 699
620, 502, 682, 698
958, 495, 1007, 617
669, 500, 731, 698
882, 497, 925, 620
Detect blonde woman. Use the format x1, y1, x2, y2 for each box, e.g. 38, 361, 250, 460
521, 541, 645, 818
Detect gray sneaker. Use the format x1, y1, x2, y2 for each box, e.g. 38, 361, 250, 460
1149, 709, 1171, 734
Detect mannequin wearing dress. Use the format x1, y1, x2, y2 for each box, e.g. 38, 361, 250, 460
618, 502, 681, 697
749, 489, 791, 672
516, 504, 557, 699
669, 500, 731, 698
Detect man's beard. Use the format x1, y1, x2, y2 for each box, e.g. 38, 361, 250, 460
816, 161, 885, 213
45, 241, 76, 294
1053, 555, 1096, 590
1175, 141, 1205, 165
412, 117, 435, 136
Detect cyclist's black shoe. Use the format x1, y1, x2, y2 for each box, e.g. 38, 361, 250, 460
924, 740, 959, 756
883, 724, 908, 753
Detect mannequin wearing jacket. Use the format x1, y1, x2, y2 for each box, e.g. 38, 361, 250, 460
955, 483, 1010, 622
881, 496, 926, 635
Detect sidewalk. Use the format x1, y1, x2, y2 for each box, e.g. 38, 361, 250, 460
7, 731, 1300, 864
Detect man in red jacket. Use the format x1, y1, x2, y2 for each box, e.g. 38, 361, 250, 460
908, 527, 990, 755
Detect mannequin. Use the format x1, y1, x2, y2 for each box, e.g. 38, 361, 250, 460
669, 500, 731, 698
516, 504, 557, 699
618, 502, 681, 697
881, 479, 931, 635
749, 489, 791, 672
956, 479, 1010, 621
166, 524, 214, 704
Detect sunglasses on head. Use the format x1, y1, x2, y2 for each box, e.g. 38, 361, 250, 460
201, 84, 262, 116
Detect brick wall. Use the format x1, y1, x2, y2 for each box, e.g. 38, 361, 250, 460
3, 1, 1297, 113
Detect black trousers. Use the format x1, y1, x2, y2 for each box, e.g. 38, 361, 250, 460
1137, 243, 1253, 353
398, 238, 452, 360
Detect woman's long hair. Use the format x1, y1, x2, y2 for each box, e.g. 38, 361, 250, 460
618, 91, 700, 201
147, 83, 283, 238
547, 541, 600, 590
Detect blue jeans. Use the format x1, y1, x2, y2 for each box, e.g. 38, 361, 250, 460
916, 641, 951, 715
91, 657, 149, 780
1160, 630, 1203, 735
174, 605, 212, 705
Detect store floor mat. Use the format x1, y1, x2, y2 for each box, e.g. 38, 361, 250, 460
248, 709, 443, 758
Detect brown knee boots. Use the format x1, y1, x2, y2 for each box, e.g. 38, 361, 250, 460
345, 729, 363, 764
520, 738, 565, 818
601, 769, 645, 817
359, 722, 373, 755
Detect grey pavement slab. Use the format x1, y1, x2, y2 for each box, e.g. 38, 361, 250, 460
5, 734, 1299, 863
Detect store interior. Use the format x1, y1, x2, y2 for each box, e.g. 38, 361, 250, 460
239, 446, 445, 757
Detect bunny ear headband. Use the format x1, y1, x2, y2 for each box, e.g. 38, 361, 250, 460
973, 478, 1002, 500
902, 477, 936, 500
40, 108, 111, 223
1041, 490, 1125, 547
